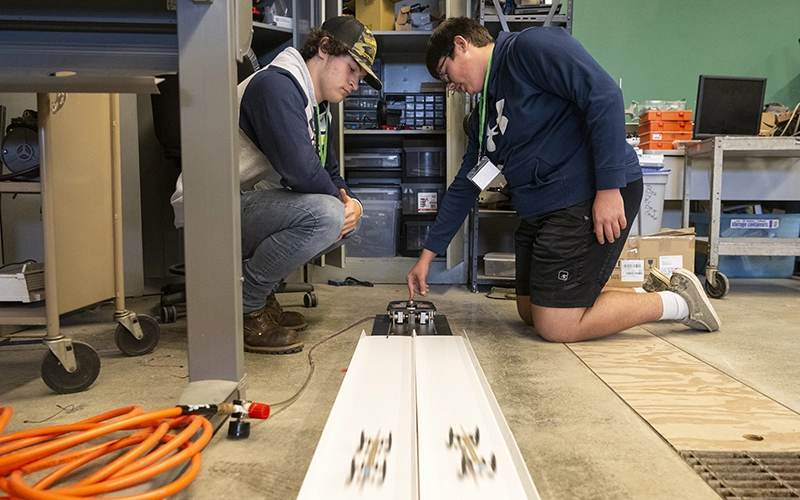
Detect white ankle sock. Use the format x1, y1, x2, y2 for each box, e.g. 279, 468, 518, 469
658, 291, 689, 320
633, 287, 646, 293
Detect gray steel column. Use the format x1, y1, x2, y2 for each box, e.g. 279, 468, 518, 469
177, 0, 244, 384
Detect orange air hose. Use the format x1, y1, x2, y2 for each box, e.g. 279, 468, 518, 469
0, 405, 213, 500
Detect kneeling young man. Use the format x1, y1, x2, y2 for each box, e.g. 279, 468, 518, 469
406, 18, 719, 342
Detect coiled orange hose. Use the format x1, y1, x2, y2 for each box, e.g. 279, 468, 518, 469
0, 405, 213, 500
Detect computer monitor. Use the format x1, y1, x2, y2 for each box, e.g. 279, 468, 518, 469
692, 75, 767, 140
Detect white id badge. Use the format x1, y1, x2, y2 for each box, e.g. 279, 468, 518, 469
467, 156, 501, 190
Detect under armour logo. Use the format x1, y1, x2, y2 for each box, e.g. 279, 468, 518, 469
486, 99, 508, 153
558, 270, 569, 281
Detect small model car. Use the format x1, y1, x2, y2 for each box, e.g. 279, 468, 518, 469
350, 429, 392, 483
448, 426, 497, 476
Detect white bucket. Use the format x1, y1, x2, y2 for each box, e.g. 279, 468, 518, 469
629, 169, 670, 236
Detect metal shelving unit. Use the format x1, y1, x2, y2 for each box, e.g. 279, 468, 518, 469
476, 0, 572, 38
310, 16, 470, 285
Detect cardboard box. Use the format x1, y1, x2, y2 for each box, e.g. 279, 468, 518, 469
395, 5, 412, 31
356, 0, 397, 31
761, 112, 777, 134
606, 228, 695, 288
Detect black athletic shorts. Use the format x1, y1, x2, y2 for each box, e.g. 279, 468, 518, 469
514, 178, 644, 308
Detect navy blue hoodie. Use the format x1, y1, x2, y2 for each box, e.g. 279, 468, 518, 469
424, 27, 641, 256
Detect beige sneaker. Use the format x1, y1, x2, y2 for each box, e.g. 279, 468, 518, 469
669, 268, 721, 332
642, 267, 671, 293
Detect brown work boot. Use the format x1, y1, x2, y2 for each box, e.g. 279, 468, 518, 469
243, 307, 303, 354
263, 291, 307, 331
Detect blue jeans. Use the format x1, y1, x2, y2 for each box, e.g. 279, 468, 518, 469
240, 189, 345, 313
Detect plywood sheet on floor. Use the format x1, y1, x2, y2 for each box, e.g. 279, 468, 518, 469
568, 330, 800, 452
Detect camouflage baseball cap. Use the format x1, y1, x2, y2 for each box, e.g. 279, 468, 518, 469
321, 16, 382, 91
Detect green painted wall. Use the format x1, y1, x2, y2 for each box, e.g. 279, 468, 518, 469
571, 0, 800, 115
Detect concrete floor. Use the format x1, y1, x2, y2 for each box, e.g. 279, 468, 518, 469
1, 277, 799, 499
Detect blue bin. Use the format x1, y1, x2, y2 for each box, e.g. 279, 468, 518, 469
690, 213, 800, 278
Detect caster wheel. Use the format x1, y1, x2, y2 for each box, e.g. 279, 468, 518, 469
41, 341, 100, 394
160, 306, 177, 323
303, 292, 318, 308
115, 315, 160, 356
704, 272, 730, 299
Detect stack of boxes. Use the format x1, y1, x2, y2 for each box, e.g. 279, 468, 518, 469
344, 141, 447, 258
638, 109, 693, 150
400, 142, 446, 256
345, 149, 402, 257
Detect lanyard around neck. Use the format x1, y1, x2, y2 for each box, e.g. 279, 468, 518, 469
477, 49, 494, 158
316, 106, 328, 168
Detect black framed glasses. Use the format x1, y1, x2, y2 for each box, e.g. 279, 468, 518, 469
437, 56, 451, 86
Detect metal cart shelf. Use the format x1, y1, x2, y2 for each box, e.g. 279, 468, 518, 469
0, 93, 159, 394
681, 136, 800, 298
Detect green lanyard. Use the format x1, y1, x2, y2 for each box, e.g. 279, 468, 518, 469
316, 106, 328, 168
477, 50, 494, 159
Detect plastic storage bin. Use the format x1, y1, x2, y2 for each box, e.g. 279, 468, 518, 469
345, 149, 402, 169
483, 252, 515, 277
690, 213, 800, 278
629, 169, 670, 236
351, 186, 401, 201
401, 183, 445, 215
346, 200, 400, 258
403, 220, 434, 257
404, 146, 446, 178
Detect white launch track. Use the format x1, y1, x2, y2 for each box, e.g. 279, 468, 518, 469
297, 333, 540, 500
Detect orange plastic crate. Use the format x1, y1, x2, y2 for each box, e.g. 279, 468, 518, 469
638, 131, 693, 144
638, 120, 693, 133
638, 109, 693, 122
638, 140, 676, 150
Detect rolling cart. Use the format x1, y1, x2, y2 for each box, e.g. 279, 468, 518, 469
682, 136, 800, 298
0, 93, 159, 394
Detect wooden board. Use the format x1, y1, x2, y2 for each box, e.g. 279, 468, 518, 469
568, 330, 800, 451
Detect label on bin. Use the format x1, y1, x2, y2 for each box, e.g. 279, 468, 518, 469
730, 219, 779, 230
620, 259, 645, 282
417, 192, 438, 213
